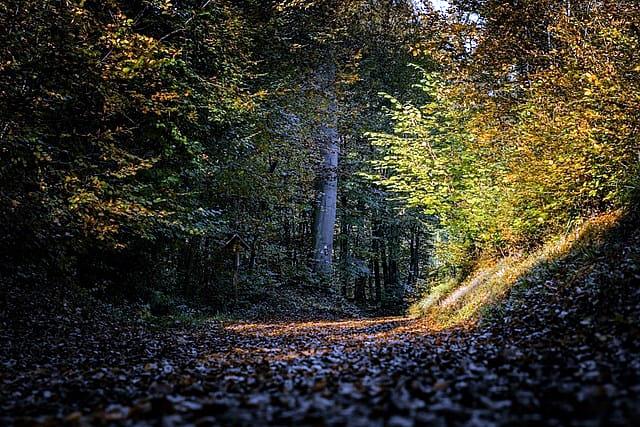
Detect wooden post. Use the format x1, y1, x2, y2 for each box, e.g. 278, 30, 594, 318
223, 234, 250, 307
233, 249, 240, 305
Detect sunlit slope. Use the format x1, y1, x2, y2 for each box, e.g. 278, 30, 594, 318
412, 211, 638, 329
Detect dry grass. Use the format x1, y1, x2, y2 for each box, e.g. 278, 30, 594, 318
411, 211, 623, 329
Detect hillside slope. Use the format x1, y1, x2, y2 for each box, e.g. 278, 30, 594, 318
414, 211, 640, 331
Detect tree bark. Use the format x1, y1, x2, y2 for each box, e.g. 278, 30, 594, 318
354, 276, 366, 304
406, 225, 420, 289
339, 195, 349, 297
373, 223, 382, 304
385, 224, 399, 290
312, 60, 340, 275
381, 241, 389, 288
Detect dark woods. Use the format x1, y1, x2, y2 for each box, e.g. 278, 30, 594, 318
0, 0, 433, 315
1, 0, 639, 316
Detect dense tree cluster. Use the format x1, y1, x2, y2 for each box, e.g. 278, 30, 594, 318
0, 0, 436, 312
1, 0, 638, 314
372, 0, 640, 276
3, 3, 640, 425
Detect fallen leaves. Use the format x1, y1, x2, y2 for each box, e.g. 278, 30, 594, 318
2, 227, 640, 426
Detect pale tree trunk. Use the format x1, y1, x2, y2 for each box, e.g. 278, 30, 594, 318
312, 60, 339, 275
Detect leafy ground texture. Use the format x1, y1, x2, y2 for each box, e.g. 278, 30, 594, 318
2, 215, 640, 426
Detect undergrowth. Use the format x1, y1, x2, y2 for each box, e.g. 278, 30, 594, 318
411, 210, 626, 329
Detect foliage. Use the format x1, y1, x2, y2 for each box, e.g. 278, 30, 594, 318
3, 0, 638, 318
412, 211, 624, 328
0, 0, 438, 313
0, 0, 253, 287
368, 0, 640, 279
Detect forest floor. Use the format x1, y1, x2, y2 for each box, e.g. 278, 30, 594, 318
2, 216, 640, 426
2, 284, 640, 426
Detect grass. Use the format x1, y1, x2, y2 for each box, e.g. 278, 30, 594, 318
139, 305, 236, 329
411, 210, 623, 329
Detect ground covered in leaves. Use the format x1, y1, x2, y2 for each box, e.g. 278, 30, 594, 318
2, 222, 640, 426
1, 300, 639, 426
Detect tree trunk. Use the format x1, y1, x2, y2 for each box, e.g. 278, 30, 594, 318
386, 224, 399, 290
413, 228, 420, 282
381, 241, 389, 288
388, 258, 398, 289
406, 230, 415, 288
312, 60, 340, 275
354, 276, 366, 304
339, 195, 349, 297
368, 258, 374, 303
373, 224, 382, 304
406, 226, 420, 289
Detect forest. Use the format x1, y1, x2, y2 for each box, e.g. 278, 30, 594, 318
1, 0, 639, 425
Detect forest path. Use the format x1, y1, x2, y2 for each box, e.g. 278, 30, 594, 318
220, 316, 421, 355
169, 311, 638, 427
185, 315, 473, 425
3, 304, 639, 426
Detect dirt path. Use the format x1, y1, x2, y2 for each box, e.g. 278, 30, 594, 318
3, 308, 639, 426
4, 221, 640, 426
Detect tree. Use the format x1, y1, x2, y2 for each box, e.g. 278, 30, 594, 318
311, 59, 341, 274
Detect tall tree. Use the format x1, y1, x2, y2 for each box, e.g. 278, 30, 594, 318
312, 59, 340, 274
